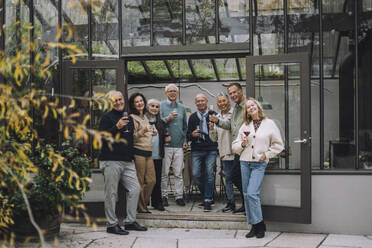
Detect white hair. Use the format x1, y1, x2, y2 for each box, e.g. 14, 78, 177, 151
165, 83, 179, 93
147, 98, 160, 105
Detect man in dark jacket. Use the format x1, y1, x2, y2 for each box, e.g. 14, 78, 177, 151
99, 91, 147, 235
187, 93, 218, 212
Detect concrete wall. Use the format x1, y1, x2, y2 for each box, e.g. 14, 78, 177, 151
267, 175, 372, 235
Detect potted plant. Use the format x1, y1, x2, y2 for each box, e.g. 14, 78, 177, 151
1, 141, 93, 241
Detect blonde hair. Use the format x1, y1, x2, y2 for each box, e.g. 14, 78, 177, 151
243, 97, 266, 124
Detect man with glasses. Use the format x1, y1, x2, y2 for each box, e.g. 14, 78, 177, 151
210, 83, 246, 214
99, 91, 147, 235
160, 84, 188, 206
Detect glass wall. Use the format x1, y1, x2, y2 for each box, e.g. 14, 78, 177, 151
154, 0, 182, 45
92, 0, 119, 56
219, 0, 250, 43
323, 0, 355, 169
122, 0, 150, 47
358, 1, 372, 169
3, 0, 372, 171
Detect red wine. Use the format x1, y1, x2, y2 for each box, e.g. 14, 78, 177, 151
243, 131, 250, 136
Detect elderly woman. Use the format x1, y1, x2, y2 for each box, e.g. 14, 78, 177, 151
129, 92, 156, 214
232, 97, 284, 239
145, 99, 170, 211
209, 93, 235, 213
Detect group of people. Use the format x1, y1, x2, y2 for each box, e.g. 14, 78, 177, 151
98, 82, 284, 239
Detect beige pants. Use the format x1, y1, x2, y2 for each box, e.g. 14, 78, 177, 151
134, 155, 156, 212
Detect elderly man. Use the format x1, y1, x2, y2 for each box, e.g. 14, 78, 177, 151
98, 91, 147, 235
187, 93, 218, 212
160, 84, 188, 206
209, 83, 246, 214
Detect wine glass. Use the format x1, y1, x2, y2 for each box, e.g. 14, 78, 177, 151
209, 105, 214, 115
243, 130, 250, 136
196, 125, 201, 143
149, 121, 156, 134
122, 112, 129, 133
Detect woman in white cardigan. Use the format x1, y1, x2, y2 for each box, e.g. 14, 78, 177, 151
232, 97, 283, 239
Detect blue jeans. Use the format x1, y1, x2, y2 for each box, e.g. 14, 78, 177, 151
222, 160, 235, 204
191, 150, 217, 201
240, 161, 267, 224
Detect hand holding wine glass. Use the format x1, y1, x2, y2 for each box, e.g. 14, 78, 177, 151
121, 111, 130, 132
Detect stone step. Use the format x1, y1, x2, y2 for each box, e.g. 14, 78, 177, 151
65, 199, 248, 230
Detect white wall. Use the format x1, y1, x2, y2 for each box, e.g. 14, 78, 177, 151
267, 175, 372, 235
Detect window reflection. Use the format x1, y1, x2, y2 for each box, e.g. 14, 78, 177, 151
186, 0, 215, 44
219, 0, 249, 44
154, 0, 182, 45
123, 0, 150, 47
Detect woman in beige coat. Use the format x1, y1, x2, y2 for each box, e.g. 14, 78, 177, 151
129, 92, 156, 213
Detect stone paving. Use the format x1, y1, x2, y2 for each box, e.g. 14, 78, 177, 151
3, 223, 372, 248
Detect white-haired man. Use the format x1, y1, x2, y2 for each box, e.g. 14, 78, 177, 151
160, 84, 188, 206
99, 91, 147, 235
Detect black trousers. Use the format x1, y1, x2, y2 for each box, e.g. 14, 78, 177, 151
232, 154, 244, 203
151, 159, 163, 207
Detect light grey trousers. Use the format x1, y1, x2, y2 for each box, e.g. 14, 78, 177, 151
161, 147, 184, 199
101, 160, 140, 227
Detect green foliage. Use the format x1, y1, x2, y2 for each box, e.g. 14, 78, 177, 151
2, 141, 93, 222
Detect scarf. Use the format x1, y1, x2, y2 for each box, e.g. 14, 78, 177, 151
196, 109, 209, 140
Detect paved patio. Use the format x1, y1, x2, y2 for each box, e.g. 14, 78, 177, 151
3, 223, 372, 248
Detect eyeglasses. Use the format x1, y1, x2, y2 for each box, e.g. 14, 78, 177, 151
150, 104, 160, 108
167, 90, 177, 93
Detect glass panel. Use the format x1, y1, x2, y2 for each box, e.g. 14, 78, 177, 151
364, 0, 372, 11
92, 0, 119, 56
192, 59, 217, 81
5, 0, 29, 56
261, 175, 301, 207
323, 0, 355, 169
154, 0, 182, 45
254, 63, 301, 170
288, 0, 320, 168
70, 69, 91, 156
122, 0, 150, 47
359, 2, 372, 169
215, 58, 240, 80
62, 0, 88, 59
186, 0, 216, 44
219, 0, 250, 44
146, 61, 171, 81
69, 68, 117, 167
128, 61, 148, 82
34, 0, 58, 91
254, 0, 284, 55
91, 69, 117, 165
168, 60, 193, 81
239, 58, 246, 80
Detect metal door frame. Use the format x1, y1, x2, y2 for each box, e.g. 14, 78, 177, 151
246, 52, 311, 224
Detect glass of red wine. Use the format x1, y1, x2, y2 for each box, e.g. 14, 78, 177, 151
243, 130, 250, 136
122, 112, 130, 133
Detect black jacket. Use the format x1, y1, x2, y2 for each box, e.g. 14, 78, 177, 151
98, 109, 134, 162
154, 114, 168, 158
187, 111, 218, 151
